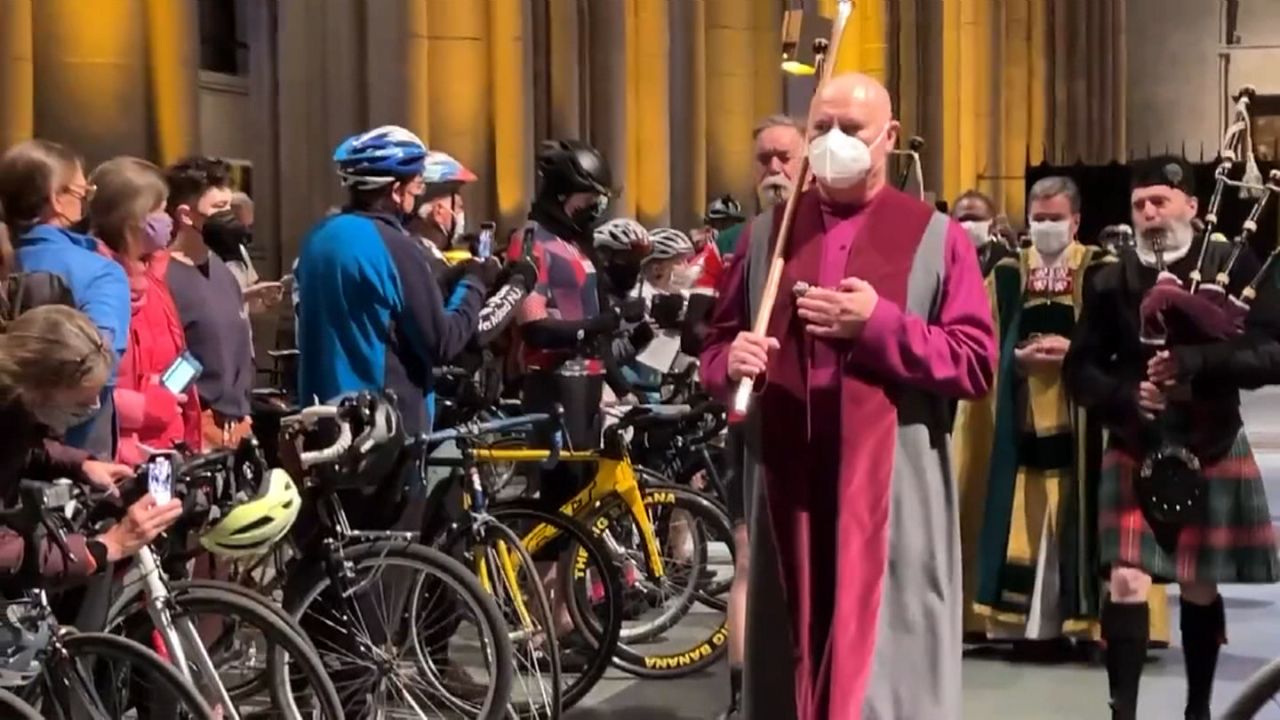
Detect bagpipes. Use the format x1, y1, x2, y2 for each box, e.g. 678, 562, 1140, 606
1135, 86, 1280, 524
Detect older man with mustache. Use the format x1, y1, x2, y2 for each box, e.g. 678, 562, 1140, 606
701, 72, 996, 720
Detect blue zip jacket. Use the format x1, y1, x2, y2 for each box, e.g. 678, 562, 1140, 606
295, 212, 485, 434
16, 224, 130, 451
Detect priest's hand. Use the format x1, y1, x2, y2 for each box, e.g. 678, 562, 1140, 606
1137, 380, 1167, 419
1147, 350, 1179, 386
797, 277, 879, 339
727, 331, 779, 383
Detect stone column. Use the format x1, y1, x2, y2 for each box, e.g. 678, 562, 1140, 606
0, 0, 34, 149
32, 0, 150, 165
427, 0, 494, 224
144, 0, 200, 165
670, 0, 707, 229
547, 0, 583, 140
587, 0, 632, 217
490, 0, 534, 232
634, 0, 670, 227
706, 0, 757, 206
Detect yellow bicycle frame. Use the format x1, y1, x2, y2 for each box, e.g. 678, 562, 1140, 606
470, 448, 667, 579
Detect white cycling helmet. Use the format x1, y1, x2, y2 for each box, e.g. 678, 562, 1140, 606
0, 601, 51, 687
646, 228, 695, 262
593, 218, 650, 253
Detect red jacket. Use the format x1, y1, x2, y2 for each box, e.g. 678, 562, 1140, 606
102, 248, 202, 463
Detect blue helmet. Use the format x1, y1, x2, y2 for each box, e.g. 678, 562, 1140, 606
333, 125, 428, 189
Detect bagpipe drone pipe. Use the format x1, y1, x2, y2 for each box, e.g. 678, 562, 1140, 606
1134, 86, 1280, 525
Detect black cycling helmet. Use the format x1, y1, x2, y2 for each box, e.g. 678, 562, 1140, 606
535, 140, 616, 199
704, 194, 745, 225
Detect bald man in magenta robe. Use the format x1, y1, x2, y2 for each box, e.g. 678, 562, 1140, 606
701, 72, 997, 720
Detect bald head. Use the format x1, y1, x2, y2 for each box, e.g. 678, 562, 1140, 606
806, 72, 898, 203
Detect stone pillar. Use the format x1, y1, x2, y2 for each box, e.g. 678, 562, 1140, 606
670, 0, 707, 229
706, 0, 757, 207
0, 0, 34, 149
364, 0, 418, 133
32, 0, 150, 165
587, 0, 632, 217
752, 0, 783, 122
144, 0, 200, 165
490, 0, 533, 232
427, 0, 494, 224
634, 0, 670, 227
547, 0, 582, 140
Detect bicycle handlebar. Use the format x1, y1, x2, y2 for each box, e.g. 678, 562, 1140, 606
424, 412, 553, 443
292, 405, 354, 468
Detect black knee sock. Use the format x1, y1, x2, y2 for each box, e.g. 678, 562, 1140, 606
729, 664, 742, 710
1181, 595, 1224, 718
1102, 601, 1149, 720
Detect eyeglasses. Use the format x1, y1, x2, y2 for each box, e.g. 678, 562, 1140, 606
62, 183, 96, 203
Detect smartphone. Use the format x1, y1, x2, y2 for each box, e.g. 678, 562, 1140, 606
161, 351, 203, 395
146, 455, 173, 504
477, 222, 496, 260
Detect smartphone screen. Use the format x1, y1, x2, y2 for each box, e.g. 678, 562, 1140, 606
477, 222, 496, 259
161, 351, 203, 395
147, 455, 173, 504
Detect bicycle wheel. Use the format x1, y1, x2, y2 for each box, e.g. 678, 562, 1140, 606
1223, 657, 1280, 719
107, 580, 343, 719
443, 517, 562, 719
46, 630, 216, 719
580, 484, 735, 679
0, 687, 43, 720
639, 465, 733, 604
285, 540, 514, 720
488, 503, 623, 710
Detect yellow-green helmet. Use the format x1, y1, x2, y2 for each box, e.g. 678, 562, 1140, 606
199, 468, 301, 558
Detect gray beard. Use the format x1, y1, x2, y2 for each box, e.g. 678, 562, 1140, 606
756, 176, 792, 212
1136, 222, 1194, 268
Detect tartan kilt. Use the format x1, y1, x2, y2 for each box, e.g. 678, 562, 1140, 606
1099, 432, 1280, 585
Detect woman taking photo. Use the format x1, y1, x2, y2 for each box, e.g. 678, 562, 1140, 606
0, 305, 182, 583
0, 140, 130, 457
88, 157, 201, 464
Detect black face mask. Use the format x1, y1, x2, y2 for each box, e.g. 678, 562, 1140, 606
568, 195, 608, 233
201, 209, 250, 259
602, 261, 641, 297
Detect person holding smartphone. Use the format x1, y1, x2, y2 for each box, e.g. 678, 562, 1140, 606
88, 157, 203, 464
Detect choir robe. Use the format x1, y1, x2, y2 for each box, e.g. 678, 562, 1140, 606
701, 186, 997, 720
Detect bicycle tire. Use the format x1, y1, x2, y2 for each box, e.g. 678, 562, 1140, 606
0, 687, 43, 720
489, 502, 623, 710
57, 630, 217, 720
584, 484, 735, 679
285, 540, 514, 720
443, 517, 563, 719
107, 581, 344, 719
637, 466, 733, 602
1223, 656, 1280, 719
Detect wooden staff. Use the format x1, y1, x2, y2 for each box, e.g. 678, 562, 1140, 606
731, 0, 855, 418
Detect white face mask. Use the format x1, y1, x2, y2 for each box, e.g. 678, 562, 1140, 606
450, 210, 466, 242
807, 124, 888, 190
1030, 220, 1072, 256
960, 220, 992, 247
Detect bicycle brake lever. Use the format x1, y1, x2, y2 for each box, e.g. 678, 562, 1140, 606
542, 429, 564, 469
41, 514, 78, 567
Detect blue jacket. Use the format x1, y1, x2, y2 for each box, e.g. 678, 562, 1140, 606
295, 212, 484, 433
16, 225, 131, 452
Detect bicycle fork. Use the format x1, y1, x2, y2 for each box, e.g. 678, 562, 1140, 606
136, 547, 240, 720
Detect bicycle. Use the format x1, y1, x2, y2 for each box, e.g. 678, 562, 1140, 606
472, 405, 736, 680
275, 392, 516, 719
102, 443, 344, 719
1223, 658, 1280, 718
0, 480, 216, 719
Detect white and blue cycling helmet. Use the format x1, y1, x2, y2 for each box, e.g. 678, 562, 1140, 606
333, 125, 428, 190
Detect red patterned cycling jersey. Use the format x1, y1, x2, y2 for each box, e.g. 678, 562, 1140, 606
508, 221, 605, 375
